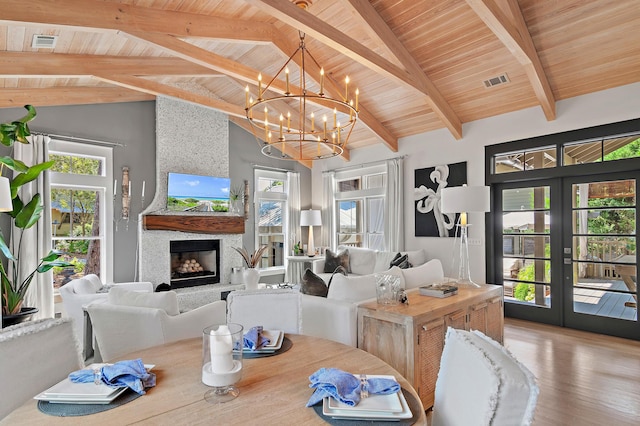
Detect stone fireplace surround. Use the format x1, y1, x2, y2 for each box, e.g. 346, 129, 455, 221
138, 97, 244, 308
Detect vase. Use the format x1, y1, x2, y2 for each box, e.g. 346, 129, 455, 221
2, 307, 39, 328
242, 268, 260, 290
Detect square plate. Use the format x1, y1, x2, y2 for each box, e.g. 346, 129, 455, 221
242, 330, 283, 353
34, 363, 154, 404
322, 375, 412, 421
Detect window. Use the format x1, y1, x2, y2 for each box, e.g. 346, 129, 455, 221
334, 165, 386, 250
49, 140, 113, 288
254, 169, 288, 269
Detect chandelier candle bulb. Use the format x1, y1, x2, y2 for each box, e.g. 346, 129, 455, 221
320, 68, 324, 95
249, 98, 253, 119
285, 67, 290, 94
287, 111, 291, 132
258, 73, 262, 100
311, 112, 315, 131
345, 76, 349, 99
333, 108, 337, 128
355, 88, 359, 110
323, 115, 327, 140
279, 114, 284, 139
245, 85, 249, 108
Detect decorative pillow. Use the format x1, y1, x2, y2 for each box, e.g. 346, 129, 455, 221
373, 251, 398, 273
401, 249, 427, 267
327, 274, 376, 302
401, 259, 444, 289
390, 253, 412, 269
84, 274, 104, 292
70, 277, 96, 295
108, 287, 180, 316
342, 246, 376, 275
324, 248, 351, 274
301, 269, 328, 297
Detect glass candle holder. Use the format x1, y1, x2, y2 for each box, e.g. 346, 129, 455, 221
202, 323, 244, 403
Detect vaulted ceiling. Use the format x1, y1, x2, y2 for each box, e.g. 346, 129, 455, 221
1, 0, 639, 167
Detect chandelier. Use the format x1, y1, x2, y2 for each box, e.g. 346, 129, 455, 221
245, 31, 359, 161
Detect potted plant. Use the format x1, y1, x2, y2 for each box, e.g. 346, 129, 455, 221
0, 105, 73, 326
232, 245, 268, 290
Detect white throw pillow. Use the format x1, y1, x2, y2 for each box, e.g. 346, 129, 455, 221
84, 274, 103, 292
401, 249, 427, 267
373, 251, 398, 273
342, 246, 376, 275
401, 259, 444, 289
71, 277, 96, 295
108, 287, 180, 316
327, 274, 376, 303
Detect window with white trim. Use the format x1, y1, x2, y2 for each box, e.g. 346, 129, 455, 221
49, 140, 113, 288
254, 169, 288, 270
334, 164, 386, 250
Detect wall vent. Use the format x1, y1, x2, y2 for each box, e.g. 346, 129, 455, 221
32, 35, 58, 49
483, 73, 510, 88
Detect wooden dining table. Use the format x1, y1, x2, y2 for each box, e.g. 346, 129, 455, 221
2, 333, 426, 425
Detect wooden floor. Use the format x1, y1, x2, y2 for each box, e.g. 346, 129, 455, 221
504, 318, 640, 425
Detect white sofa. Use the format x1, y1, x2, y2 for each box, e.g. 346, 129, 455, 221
301, 258, 445, 346
59, 274, 154, 347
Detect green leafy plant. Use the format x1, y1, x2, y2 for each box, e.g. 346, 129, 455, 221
233, 245, 268, 268
229, 184, 245, 202
0, 105, 73, 315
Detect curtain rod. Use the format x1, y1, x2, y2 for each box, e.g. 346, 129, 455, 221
323, 155, 405, 174
33, 132, 126, 148
252, 164, 295, 173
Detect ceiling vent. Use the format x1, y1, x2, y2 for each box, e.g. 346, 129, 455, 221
31, 35, 58, 49
483, 73, 510, 88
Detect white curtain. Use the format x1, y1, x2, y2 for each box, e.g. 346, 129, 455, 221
384, 157, 404, 252
322, 171, 336, 250
10, 134, 53, 319
286, 172, 301, 280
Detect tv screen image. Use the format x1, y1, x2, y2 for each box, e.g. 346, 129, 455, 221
167, 172, 231, 212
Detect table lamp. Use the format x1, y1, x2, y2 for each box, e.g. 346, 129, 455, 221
440, 185, 490, 287
0, 176, 13, 212
300, 209, 322, 257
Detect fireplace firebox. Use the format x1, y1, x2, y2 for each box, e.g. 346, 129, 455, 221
170, 239, 220, 289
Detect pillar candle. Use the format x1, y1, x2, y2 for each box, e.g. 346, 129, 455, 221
209, 325, 234, 373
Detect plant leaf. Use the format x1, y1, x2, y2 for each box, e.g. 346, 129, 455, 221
15, 193, 43, 229
10, 160, 55, 198
0, 232, 15, 261
0, 156, 29, 173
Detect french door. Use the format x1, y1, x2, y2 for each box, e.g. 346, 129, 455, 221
495, 173, 639, 340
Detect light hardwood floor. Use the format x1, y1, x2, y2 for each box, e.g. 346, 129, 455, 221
504, 318, 640, 425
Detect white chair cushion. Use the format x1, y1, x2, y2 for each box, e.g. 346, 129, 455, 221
226, 289, 301, 334
71, 277, 97, 294
432, 328, 539, 426
108, 287, 180, 316
401, 259, 444, 289
327, 274, 376, 302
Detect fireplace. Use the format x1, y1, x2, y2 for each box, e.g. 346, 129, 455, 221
170, 239, 220, 289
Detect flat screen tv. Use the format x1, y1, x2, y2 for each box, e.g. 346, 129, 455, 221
167, 172, 230, 212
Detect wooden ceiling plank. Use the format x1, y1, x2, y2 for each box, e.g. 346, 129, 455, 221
0, 52, 221, 77
247, 0, 462, 139
272, 37, 398, 153
93, 74, 246, 118
466, 0, 556, 120
0, 0, 274, 42
0, 86, 154, 107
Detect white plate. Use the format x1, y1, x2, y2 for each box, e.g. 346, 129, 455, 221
242, 330, 283, 353
322, 375, 412, 420
35, 363, 155, 404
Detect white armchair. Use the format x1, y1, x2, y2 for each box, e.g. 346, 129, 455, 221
0, 318, 83, 420
226, 289, 302, 334
59, 274, 153, 346
87, 289, 226, 362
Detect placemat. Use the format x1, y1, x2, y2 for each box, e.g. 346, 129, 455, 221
311, 388, 422, 425
37, 389, 141, 417
243, 336, 293, 359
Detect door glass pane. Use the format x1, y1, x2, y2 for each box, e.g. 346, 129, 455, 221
49, 153, 102, 175
571, 180, 637, 321
502, 185, 551, 308
258, 201, 282, 232
258, 235, 284, 268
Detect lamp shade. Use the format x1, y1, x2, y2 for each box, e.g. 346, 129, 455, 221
0, 176, 13, 212
440, 185, 490, 214
300, 209, 322, 227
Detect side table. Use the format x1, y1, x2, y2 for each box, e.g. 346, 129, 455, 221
286, 255, 323, 284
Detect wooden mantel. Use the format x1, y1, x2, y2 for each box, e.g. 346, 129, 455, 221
143, 214, 245, 234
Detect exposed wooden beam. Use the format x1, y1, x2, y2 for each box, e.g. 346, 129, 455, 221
0, 87, 154, 108
0, 52, 221, 77
247, 0, 463, 139
466, 0, 556, 120
93, 74, 245, 118
0, 0, 274, 42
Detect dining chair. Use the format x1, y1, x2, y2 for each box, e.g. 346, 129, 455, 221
87, 288, 227, 362
0, 318, 83, 420
431, 327, 539, 426
226, 289, 302, 334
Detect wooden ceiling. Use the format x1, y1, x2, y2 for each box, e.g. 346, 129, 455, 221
1, 0, 639, 167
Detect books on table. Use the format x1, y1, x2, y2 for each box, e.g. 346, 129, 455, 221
419, 283, 458, 298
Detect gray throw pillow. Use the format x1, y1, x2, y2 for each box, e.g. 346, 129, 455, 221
324, 249, 351, 274
390, 252, 412, 269
301, 269, 328, 297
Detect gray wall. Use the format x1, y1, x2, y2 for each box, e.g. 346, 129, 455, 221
0, 102, 312, 283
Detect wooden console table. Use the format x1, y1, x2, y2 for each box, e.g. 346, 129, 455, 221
357, 284, 503, 409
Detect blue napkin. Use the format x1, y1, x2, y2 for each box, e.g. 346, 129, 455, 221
69, 359, 156, 395
306, 368, 401, 407
243, 326, 271, 350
